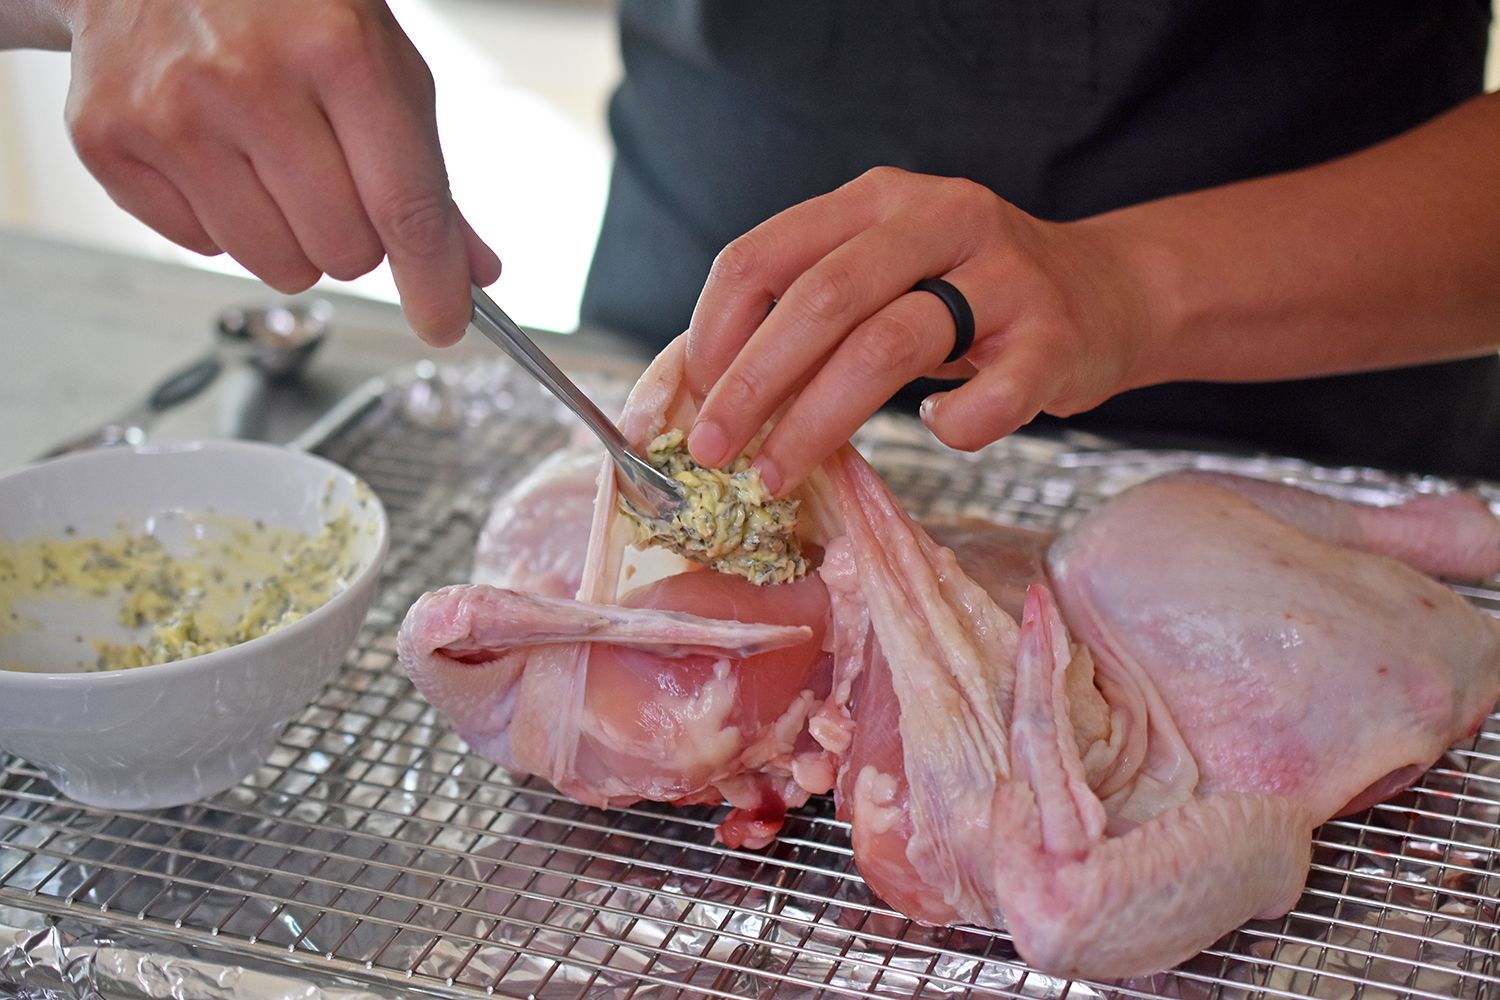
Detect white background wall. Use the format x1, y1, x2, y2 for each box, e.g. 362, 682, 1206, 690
2, 2, 1497, 336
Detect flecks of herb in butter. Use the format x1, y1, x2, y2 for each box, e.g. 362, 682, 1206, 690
0, 511, 363, 671
620, 429, 806, 585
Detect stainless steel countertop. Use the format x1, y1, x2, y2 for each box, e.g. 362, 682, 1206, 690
0, 227, 648, 472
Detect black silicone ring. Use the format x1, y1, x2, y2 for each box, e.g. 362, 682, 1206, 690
911, 278, 975, 364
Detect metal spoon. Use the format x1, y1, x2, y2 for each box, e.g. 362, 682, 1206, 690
38, 300, 333, 460
214, 299, 332, 378
468, 285, 684, 518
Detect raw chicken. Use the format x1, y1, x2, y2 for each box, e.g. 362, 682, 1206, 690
823, 454, 1500, 976
471, 449, 600, 598
401, 340, 844, 849
398, 337, 1500, 980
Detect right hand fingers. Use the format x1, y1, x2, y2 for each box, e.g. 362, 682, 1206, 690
683, 169, 965, 468
918, 329, 1061, 452
684, 167, 1152, 494
683, 168, 937, 407
742, 287, 970, 493
63, 0, 499, 344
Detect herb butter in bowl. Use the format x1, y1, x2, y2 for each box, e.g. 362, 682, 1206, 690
0, 440, 388, 809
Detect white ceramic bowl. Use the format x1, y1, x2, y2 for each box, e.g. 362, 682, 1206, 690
0, 441, 388, 810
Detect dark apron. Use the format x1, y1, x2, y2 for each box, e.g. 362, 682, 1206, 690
582, 0, 1499, 477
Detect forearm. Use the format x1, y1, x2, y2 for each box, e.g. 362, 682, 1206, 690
1090, 90, 1500, 389
0, 0, 70, 48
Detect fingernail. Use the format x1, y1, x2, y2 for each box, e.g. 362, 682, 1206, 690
919, 392, 948, 425
753, 455, 783, 496
688, 420, 730, 467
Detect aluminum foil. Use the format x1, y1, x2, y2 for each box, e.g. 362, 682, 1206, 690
1, 914, 390, 999
4, 357, 1499, 1000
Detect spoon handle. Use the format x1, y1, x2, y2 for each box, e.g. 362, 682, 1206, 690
145, 353, 225, 412
468, 286, 682, 516
35, 348, 224, 461
469, 287, 624, 447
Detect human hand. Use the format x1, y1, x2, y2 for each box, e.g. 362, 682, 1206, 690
57, 0, 498, 344
682, 167, 1156, 494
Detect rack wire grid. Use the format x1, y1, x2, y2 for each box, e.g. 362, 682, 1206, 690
4, 359, 1500, 1000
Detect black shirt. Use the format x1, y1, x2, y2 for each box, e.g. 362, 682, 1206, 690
580, 0, 1499, 477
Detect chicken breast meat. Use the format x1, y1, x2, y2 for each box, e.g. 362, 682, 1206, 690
398, 337, 1500, 980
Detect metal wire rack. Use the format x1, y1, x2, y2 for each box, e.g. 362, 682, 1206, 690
4, 358, 1500, 999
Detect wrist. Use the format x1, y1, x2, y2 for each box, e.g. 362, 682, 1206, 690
1061, 210, 1190, 396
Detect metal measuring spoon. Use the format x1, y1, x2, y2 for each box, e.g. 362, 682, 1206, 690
214, 299, 332, 379
38, 300, 333, 460
468, 285, 684, 518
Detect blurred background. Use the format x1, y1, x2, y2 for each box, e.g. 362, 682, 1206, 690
1, 1, 1497, 337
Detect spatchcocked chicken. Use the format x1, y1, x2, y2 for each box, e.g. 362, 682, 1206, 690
398, 338, 1500, 980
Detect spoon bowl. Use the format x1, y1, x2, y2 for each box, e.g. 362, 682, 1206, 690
217, 299, 333, 378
